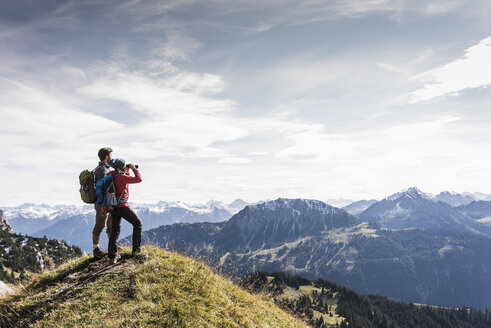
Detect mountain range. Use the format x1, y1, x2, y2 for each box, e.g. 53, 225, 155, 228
357, 187, 488, 233
431, 191, 476, 207
5, 187, 491, 308
4, 189, 491, 252
456, 201, 491, 226
135, 196, 491, 308
2, 200, 248, 251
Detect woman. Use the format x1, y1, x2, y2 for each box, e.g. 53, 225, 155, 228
107, 158, 143, 264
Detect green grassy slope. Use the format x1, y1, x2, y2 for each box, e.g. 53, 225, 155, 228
0, 246, 310, 328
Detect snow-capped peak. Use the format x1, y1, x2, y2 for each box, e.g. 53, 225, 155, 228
2, 204, 93, 221
137, 199, 248, 215
386, 187, 429, 201
247, 198, 337, 215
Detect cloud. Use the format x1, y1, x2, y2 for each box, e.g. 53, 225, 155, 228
382, 115, 460, 141
273, 124, 354, 163
79, 71, 234, 116
0, 79, 123, 169
161, 32, 203, 61
217, 157, 251, 165
1, 0, 491, 206
409, 37, 491, 103
165, 72, 225, 95
77, 66, 250, 161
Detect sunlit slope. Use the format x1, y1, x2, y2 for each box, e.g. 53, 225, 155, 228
0, 246, 309, 328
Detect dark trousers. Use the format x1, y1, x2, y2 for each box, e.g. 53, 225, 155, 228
108, 206, 142, 259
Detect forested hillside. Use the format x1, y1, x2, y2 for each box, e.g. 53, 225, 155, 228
0, 210, 81, 283
241, 271, 491, 328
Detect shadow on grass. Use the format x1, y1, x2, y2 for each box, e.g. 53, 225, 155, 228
0, 248, 148, 328
28, 257, 93, 291
0, 256, 124, 328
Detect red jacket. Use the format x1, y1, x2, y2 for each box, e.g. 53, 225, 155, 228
108, 169, 142, 207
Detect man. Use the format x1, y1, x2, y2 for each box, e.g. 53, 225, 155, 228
92, 147, 113, 259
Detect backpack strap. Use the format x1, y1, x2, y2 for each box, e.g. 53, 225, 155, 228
117, 184, 128, 205
113, 173, 128, 205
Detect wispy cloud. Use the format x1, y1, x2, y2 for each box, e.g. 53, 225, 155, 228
409, 36, 491, 103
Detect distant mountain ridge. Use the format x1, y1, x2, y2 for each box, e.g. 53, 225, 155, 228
340, 189, 491, 211
137, 197, 491, 308
2, 200, 249, 251
358, 187, 486, 233
457, 201, 491, 224
342, 200, 378, 215
5, 204, 92, 235
5, 188, 491, 252
464, 192, 491, 201
432, 191, 475, 207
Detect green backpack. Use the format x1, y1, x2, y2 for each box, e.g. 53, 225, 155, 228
79, 169, 97, 203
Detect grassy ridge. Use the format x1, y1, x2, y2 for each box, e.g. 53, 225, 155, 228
0, 246, 309, 328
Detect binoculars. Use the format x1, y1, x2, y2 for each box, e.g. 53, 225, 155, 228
125, 164, 139, 169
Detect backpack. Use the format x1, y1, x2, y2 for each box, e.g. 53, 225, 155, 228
79, 169, 96, 203
95, 174, 126, 214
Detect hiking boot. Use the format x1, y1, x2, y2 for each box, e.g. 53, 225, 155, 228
93, 247, 106, 259
109, 254, 121, 264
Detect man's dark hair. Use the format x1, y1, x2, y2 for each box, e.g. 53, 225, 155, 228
98, 147, 113, 161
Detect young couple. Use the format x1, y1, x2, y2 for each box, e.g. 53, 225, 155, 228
93, 147, 143, 264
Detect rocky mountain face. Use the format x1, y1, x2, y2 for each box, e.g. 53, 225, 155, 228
218, 199, 360, 252
140, 198, 359, 256
137, 198, 491, 309
358, 187, 484, 233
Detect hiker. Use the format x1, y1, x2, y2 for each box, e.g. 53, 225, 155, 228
92, 147, 113, 259
106, 158, 143, 264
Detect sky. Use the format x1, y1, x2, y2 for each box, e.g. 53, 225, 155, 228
1, 0, 491, 207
